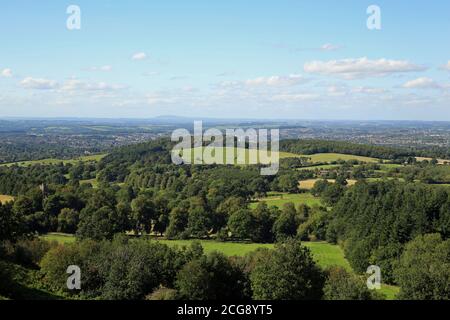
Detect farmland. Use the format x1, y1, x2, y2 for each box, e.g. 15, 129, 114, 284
40, 233, 348, 268
299, 179, 358, 190
304, 153, 379, 164
0, 195, 14, 204
39, 233, 399, 299
179, 147, 380, 165
250, 192, 322, 209
0, 154, 107, 167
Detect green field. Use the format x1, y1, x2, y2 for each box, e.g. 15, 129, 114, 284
79, 178, 99, 188
299, 179, 358, 190
377, 163, 403, 171
178, 147, 298, 165
298, 164, 342, 171
305, 153, 379, 163
0, 194, 14, 204
159, 240, 351, 270
177, 147, 379, 165
0, 154, 107, 167
40, 234, 347, 269
41, 233, 76, 244
158, 239, 398, 299
40, 233, 398, 299
250, 192, 322, 209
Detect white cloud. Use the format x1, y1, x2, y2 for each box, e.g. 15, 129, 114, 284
132, 52, 147, 61
20, 77, 58, 90
402, 77, 440, 89
352, 86, 387, 94
320, 43, 341, 51
60, 79, 126, 92
304, 57, 426, 79
87, 65, 112, 72
444, 61, 450, 71
271, 93, 319, 102
245, 74, 308, 87
1, 68, 12, 78
142, 71, 159, 77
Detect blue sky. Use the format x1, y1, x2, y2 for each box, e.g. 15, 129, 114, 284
0, 0, 449, 120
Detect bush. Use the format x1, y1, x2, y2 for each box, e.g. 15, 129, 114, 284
323, 266, 373, 300
250, 240, 324, 300
0, 261, 15, 297
146, 287, 178, 300
394, 234, 450, 300
176, 252, 248, 300
14, 238, 58, 267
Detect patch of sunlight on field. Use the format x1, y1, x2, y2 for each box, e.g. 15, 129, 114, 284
80, 179, 99, 188
176, 147, 379, 166
157, 240, 351, 271
250, 192, 322, 209
299, 179, 358, 190
41, 233, 76, 244
0, 195, 14, 204
379, 284, 400, 300
298, 164, 342, 171
307, 153, 379, 163
40, 234, 348, 270
0, 154, 107, 167
39, 233, 399, 299
415, 157, 448, 165
177, 147, 290, 165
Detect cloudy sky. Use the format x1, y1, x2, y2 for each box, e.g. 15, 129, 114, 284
0, 0, 449, 120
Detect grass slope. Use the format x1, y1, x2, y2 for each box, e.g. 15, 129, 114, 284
250, 192, 322, 209
299, 179, 358, 190
178, 147, 379, 165
40, 233, 398, 299
0, 154, 107, 167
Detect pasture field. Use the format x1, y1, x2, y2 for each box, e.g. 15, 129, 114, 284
40, 233, 399, 299
306, 153, 379, 163
80, 179, 99, 188
0, 154, 107, 167
250, 192, 322, 209
40, 234, 348, 268
178, 147, 379, 165
376, 163, 403, 171
299, 179, 358, 190
0, 195, 14, 204
415, 157, 448, 165
40, 233, 76, 244
365, 177, 406, 183
178, 147, 298, 165
298, 164, 342, 171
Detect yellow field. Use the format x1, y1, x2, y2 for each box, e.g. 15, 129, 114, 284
299, 179, 358, 190
0, 195, 14, 204
415, 157, 448, 165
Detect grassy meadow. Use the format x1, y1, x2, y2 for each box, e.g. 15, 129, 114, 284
40, 233, 399, 299
299, 179, 358, 190
176, 147, 380, 165
250, 192, 322, 209
0, 154, 107, 167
